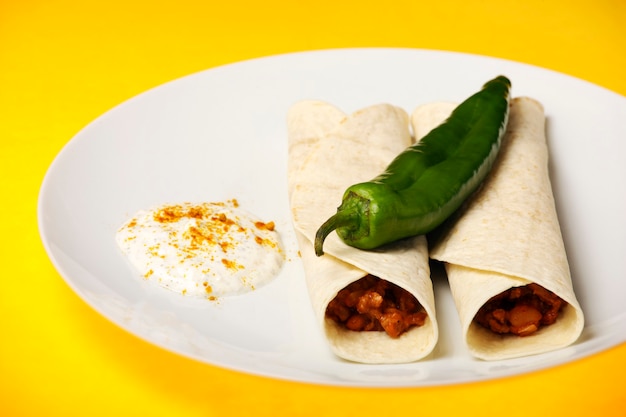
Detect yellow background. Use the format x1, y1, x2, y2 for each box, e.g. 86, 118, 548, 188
2, 0, 625, 415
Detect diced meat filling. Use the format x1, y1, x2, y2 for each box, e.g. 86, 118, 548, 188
325, 275, 427, 338
474, 283, 566, 337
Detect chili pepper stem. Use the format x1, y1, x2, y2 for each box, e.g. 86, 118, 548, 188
314, 209, 359, 256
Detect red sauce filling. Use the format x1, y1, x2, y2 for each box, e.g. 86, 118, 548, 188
325, 275, 427, 338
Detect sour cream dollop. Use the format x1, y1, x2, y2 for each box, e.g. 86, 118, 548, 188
116, 200, 284, 299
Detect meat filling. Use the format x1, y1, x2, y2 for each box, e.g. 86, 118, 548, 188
325, 275, 427, 338
474, 283, 566, 337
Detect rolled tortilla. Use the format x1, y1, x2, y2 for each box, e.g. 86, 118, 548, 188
287, 101, 438, 363
411, 97, 584, 360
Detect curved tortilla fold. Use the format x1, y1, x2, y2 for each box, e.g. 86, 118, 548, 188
287, 100, 438, 363
411, 97, 584, 360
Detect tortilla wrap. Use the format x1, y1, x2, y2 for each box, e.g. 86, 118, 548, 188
411, 97, 584, 360
287, 101, 438, 363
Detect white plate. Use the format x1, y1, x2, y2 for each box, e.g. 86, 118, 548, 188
38, 48, 626, 387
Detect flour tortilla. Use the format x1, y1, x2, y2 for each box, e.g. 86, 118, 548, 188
287, 101, 438, 363
412, 97, 584, 360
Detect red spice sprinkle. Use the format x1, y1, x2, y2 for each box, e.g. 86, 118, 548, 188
219, 241, 233, 252
202, 282, 213, 294
255, 221, 275, 231
221, 258, 244, 270
153, 206, 183, 223
187, 206, 205, 219
153, 203, 221, 224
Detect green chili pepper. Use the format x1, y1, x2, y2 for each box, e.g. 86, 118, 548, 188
314, 75, 511, 256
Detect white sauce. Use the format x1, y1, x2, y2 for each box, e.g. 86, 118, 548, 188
116, 200, 284, 299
